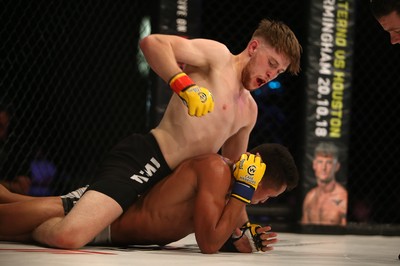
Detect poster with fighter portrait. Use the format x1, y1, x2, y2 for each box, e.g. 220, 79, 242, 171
301, 0, 355, 227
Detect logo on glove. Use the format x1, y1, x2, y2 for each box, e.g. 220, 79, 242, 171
198, 92, 207, 103
247, 165, 257, 175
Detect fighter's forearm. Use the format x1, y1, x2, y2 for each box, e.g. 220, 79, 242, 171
195, 197, 246, 254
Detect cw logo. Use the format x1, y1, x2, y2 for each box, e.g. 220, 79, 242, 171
247, 165, 257, 175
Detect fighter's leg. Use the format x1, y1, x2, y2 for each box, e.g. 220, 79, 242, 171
0, 196, 63, 237
32, 133, 172, 249
0, 175, 31, 196
0, 184, 34, 203
32, 190, 122, 249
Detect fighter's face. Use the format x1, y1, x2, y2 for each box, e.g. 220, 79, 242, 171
251, 182, 287, 204
377, 11, 400, 45
242, 40, 289, 91
313, 155, 339, 184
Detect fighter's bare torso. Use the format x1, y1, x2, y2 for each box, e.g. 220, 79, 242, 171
303, 182, 347, 225
151, 39, 257, 169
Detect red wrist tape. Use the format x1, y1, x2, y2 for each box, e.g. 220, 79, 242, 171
168, 72, 195, 94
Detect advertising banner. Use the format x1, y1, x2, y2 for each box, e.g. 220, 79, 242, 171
301, 0, 355, 227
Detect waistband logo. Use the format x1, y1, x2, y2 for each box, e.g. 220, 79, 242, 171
130, 157, 161, 183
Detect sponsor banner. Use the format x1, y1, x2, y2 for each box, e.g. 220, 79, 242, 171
301, 0, 355, 226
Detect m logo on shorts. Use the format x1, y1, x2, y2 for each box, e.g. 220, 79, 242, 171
130, 157, 161, 183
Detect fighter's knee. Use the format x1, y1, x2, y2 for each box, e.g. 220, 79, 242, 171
46, 229, 88, 249
34, 224, 88, 249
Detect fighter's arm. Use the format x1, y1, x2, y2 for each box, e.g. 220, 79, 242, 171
140, 35, 224, 116
221, 208, 277, 253
221, 128, 251, 163
193, 153, 267, 254
139, 34, 229, 83
339, 207, 347, 226
192, 155, 248, 254
221, 98, 258, 162
338, 187, 348, 226
301, 190, 314, 224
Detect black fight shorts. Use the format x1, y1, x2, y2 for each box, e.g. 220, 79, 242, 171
86, 133, 172, 211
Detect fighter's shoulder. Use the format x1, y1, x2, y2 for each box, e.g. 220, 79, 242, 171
191, 38, 231, 61
247, 92, 258, 109
189, 153, 232, 175
335, 182, 348, 195
195, 153, 230, 165
191, 38, 229, 51
305, 187, 317, 198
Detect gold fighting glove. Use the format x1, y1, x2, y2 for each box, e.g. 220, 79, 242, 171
240, 222, 264, 252
221, 222, 265, 252
231, 153, 266, 204
169, 72, 214, 117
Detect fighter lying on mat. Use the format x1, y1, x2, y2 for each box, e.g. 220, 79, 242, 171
0, 143, 298, 254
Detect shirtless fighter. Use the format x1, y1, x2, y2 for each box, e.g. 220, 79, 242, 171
301, 142, 348, 226
0, 144, 299, 254
5, 19, 301, 249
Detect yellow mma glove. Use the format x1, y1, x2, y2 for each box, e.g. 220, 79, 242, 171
169, 72, 214, 117
231, 153, 266, 204
232, 222, 265, 252
220, 222, 266, 252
